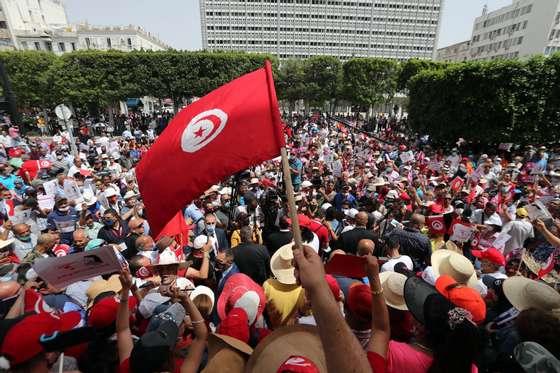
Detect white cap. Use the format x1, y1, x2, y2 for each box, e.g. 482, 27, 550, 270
219, 187, 232, 195
386, 190, 400, 200
346, 208, 359, 219
157, 249, 180, 265
190, 285, 215, 311
104, 188, 118, 198
250, 178, 259, 185
123, 191, 137, 200
321, 202, 332, 211
193, 235, 208, 249
176, 277, 195, 291
301, 180, 313, 188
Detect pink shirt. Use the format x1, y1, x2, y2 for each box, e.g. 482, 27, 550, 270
387, 341, 478, 373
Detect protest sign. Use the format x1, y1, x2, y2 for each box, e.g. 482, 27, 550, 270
450, 223, 475, 243
325, 254, 366, 279
43, 180, 57, 196
525, 201, 552, 221
37, 194, 55, 210
32, 245, 122, 289
450, 177, 465, 193
64, 180, 83, 203
400, 151, 414, 163
427, 160, 441, 171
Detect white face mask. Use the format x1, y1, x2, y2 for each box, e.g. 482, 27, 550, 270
140, 249, 158, 263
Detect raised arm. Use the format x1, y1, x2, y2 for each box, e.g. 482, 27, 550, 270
365, 255, 390, 358
116, 270, 134, 363
177, 289, 208, 373
293, 245, 372, 373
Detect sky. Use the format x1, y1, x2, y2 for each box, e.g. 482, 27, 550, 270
64, 0, 514, 50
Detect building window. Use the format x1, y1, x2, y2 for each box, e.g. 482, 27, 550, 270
44, 41, 52, 51
85, 37, 90, 48
58, 42, 65, 52
107, 38, 112, 48
127, 38, 132, 49
0, 21, 6, 29
20, 41, 27, 49
71, 42, 76, 51
34, 41, 40, 50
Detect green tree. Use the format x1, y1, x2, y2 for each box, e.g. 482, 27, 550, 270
0, 51, 57, 109
397, 58, 445, 93
342, 58, 398, 117
276, 59, 305, 112
302, 56, 342, 111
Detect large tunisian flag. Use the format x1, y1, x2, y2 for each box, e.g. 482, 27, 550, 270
136, 61, 285, 237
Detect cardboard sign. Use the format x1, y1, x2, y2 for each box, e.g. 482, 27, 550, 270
450, 223, 475, 243
427, 160, 441, 171
10, 207, 31, 225
43, 180, 57, 196
32, 245, 122, 289
399, 151, 414, 163
525, 201, 552, 221
37, 194, 55, 210
63, 180, 83, 202
325, 254, 366, 279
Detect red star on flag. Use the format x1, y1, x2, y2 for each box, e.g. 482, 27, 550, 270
194, 127, 205, 138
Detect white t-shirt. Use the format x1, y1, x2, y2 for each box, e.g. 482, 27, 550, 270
381, 255, 413, 272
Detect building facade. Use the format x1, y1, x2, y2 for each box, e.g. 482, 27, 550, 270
200, 0, 444, 61
0, 0, 169, 54
435, 40, 469, 62
468, 0, 560, 61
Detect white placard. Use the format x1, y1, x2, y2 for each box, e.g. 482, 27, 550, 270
427, 160, 441, 171
450, 223, 475, 243
37, 194, 55, 210
43, 180, 57, 197
32, 245, 122, 289
63, 179, 83, 202
399, 151, 414, 163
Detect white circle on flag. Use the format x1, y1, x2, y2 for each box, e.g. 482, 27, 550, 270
431, 220, 444, 231
39, 160, 50, 168
181, 109, 228, 153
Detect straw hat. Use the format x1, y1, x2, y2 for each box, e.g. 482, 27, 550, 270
202, 333, 252, 373
431, 249, 478, 288
86, 275, 122, 309
270, 243, 297, 285
371, 177, 388, 187
245, 325, 327, 373
148, 248, 189, 270
502, 276, 560, 312
379, 271, 408, 310
441, 240, 463, 255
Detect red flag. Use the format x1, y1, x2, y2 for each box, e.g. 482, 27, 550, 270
450, 177, 465, 193
537, 248, 559, 279
156, 211, 190, 247
137, 61, 285, 237
427, 215, 446, 235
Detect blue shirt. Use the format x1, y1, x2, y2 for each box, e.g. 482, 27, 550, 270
0, 174, 17, 190
290, 158, 303, 185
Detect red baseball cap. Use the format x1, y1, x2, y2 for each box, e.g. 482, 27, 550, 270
0, 311, 81, 368
324, 275, 342, 302
88, 296, 137, 329
471, 248, 505, 267
435, 275, 486, 324
347, 283, 372, 321
277, 355, 320, 373
216, 307, 250, 344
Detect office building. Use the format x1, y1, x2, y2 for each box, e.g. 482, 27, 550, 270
435, 40, 470, 62
0, 0, 169, 54
200, 0, 444, 60
467, 0, 560, 61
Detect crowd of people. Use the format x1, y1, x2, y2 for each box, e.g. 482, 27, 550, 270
0, 111, 558, 373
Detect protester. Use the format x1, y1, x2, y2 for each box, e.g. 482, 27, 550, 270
0, 109, 558, 373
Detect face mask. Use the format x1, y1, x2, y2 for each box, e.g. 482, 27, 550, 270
140, 250, 159, 263
58, 206, 69, 213
206, 224, 216, 234
18, 235, 31, 242
223, 201, 231, 208
104, 219, 115, 227
386, 168, 392, 173
459, 165, 467, 172
56, 155, 63, 160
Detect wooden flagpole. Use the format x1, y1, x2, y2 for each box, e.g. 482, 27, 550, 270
280, 147, 303, 248
264, 59, 303, 248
